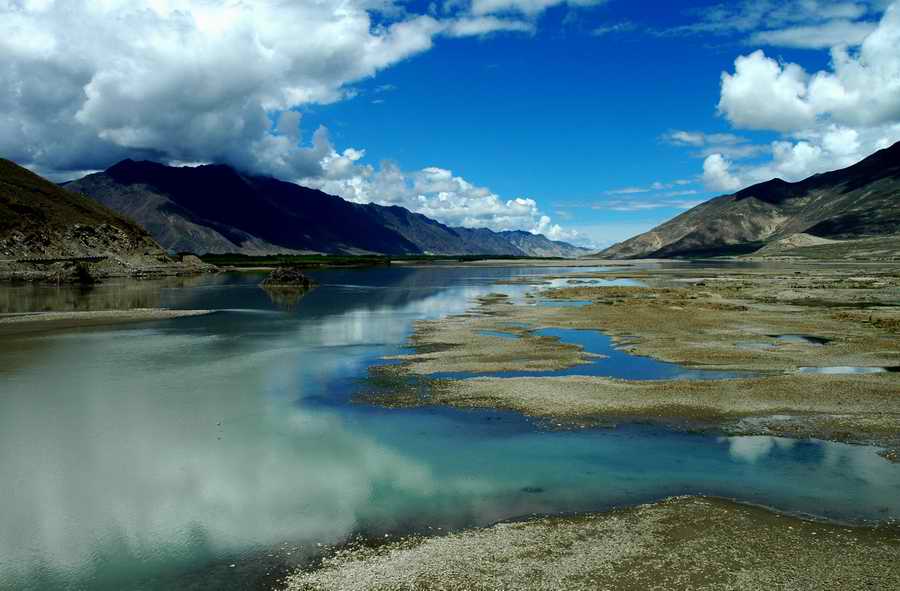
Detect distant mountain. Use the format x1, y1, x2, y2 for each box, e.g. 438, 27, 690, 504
0, 158, 165, 260
66, 160, 590, 258
498, 230, 590, 258
597, 141, 900, 259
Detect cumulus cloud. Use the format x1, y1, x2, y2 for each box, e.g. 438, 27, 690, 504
2, 1, 441, 175
699, 2, 900, 191
702, 123, 900, 190
306, 160, 586, 243
719, 4, 900, 132
702, 154, 743, 192
718, 51, 817, 132
0, 0, 584, 241
0, 0, 569, 178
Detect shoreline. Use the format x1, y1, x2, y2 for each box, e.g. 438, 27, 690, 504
283, 495, 900, 591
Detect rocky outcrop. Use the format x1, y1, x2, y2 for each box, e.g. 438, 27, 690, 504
261, 266, 317, 288
0, 159, 216, 282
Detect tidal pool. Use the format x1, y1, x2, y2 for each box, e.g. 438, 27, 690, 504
1, 267, 898, 591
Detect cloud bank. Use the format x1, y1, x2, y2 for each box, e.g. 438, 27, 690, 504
0, 0, 590, 242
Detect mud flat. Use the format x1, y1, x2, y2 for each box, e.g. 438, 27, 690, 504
284, 496, 900, 591
368, 262, 900, 450
0, 308, 212, 336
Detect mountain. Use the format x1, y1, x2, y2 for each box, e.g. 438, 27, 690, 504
498, 230, 591, 258
358, 205, 523, 256
66, 160, 589, 258
598, 141, 900, 259
0, 158, 165, 261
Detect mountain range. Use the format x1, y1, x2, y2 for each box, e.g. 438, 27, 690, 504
65, 160, 591, 258
598, 141, 900, 259
5, 140, 898, 266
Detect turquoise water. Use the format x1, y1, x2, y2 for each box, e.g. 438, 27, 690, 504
478, 330, 520, 340
1, 267, 898, 591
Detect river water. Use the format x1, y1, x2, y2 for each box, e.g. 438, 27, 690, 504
1, 266, 898, 591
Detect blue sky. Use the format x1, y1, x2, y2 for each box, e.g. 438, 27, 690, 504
299, 0, 895, 246
4, 1, 900, 247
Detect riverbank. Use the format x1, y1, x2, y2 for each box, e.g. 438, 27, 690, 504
0, 308, 213, 336
0, 253, 216, 284
365, 261, 900, 451
284, 496, 900, 591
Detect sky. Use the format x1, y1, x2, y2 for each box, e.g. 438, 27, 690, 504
3, 0, 900, 248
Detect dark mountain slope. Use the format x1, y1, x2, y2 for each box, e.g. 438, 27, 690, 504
598, 141, 900, 259
67, 160, 421, 255
362, 205, 525, 256
499, 230, 591, 258
67, 160, 588, 257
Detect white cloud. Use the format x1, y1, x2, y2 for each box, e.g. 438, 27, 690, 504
468, 0, 606, 17
447, 16, 533, 36
696, 2, 900, 191
306, 161, 585, 243
663, 130, 767, 159
718, 51, 817, 132
591, 21, 636, 37
592, 198, 703, 212
0, 0, 554, 178
604, 179, 695, 195
702, 154, 743, 192
677, 1, 874, 35
1, 1, 436, 175
699, 123, 900, 192
750, 19, 878, 48
664, 131, 749, 147
0, 0, 584, 242
719, 4, 900, 132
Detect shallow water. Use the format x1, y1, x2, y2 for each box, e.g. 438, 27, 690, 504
1, 267, 899, 591
478, 330, 520, 340
535, 299, 592, 308
435, 327, 743, 381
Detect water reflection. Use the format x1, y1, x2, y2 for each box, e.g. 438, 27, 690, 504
1, 268, 899, 591
0, 275, 211, 314
723, 436, 797, 463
